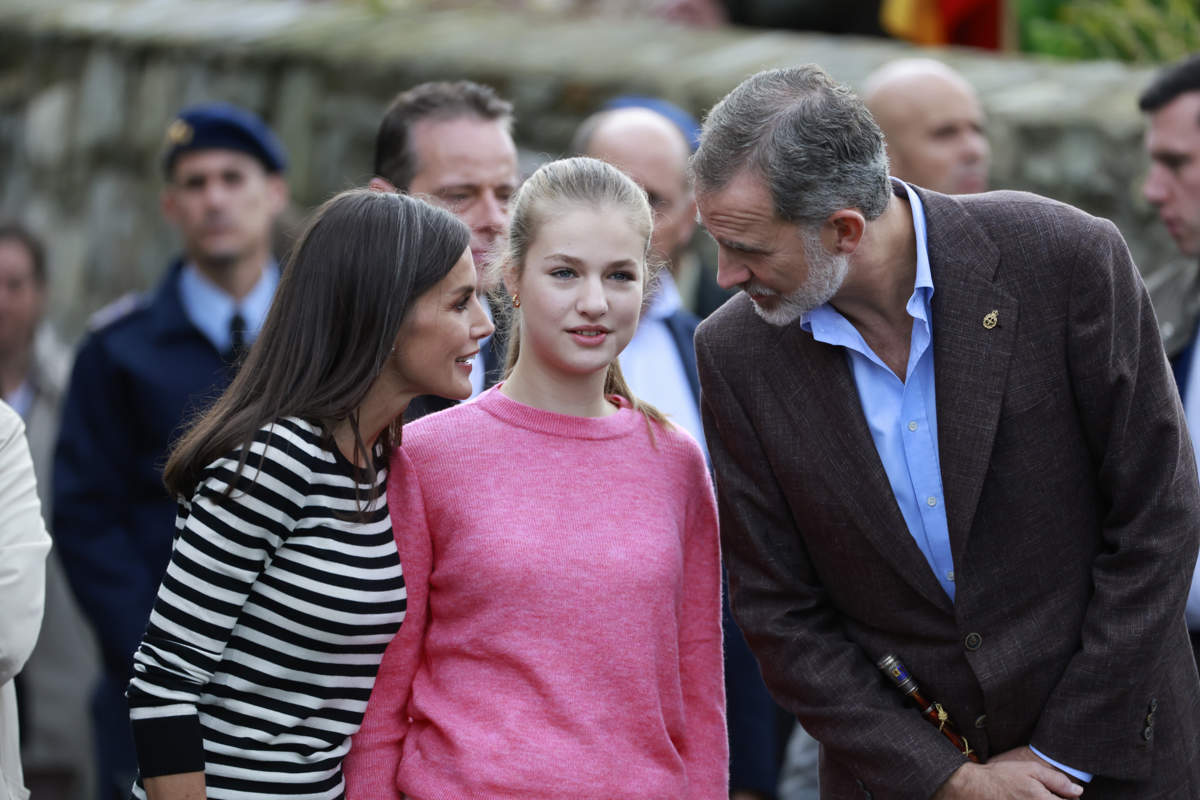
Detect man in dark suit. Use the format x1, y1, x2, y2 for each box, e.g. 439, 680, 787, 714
694, 64, 1200, 799
370, 80, 519, 419
1141, 54, 1200, 665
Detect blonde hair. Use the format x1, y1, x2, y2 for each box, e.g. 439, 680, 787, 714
494, 156, 671, 430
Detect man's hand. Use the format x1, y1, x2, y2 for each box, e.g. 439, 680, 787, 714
932, 751, 1084, 800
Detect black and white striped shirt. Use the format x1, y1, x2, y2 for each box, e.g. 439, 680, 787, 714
128, 417, 405, 799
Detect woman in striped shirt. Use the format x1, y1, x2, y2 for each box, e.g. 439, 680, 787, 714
125, 188, 493, 800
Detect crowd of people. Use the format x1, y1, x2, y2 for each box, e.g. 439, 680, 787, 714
2, 46, 1200, 800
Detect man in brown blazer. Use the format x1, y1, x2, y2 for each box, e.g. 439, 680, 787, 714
694, 65, 1200, 799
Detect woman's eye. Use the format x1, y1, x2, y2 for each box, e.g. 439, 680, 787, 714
610, 271, 636, 282
551, 268, 575, 279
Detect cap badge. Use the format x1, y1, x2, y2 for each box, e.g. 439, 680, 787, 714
166, 119, 193, 146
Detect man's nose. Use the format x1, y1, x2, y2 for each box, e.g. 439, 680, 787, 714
715, 251, 750, 290
473, 192, 507, 234
964, 131, 990, 164
1143, 167, 1170, 206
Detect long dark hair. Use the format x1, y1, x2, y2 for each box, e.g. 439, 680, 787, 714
164, 188, 470, 500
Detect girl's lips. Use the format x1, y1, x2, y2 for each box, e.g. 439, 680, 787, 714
567, 328, 609, 346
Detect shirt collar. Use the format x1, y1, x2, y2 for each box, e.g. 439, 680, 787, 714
178, 261, 279, 353
642, 272, 683, 324
802, 178, 934, 340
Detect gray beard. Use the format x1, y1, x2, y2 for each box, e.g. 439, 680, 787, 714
747, 231, 849, 327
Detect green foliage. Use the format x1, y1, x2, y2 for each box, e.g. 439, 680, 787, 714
1018, 0, 1200, 62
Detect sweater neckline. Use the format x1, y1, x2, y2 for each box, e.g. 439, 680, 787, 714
477, 384, 642, 440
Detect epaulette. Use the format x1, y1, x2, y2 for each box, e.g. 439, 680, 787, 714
87, 292, 146, 332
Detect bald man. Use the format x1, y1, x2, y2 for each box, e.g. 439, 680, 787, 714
864, 58, 990, 195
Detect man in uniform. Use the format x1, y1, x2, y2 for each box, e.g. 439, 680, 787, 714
1140, 52, 1200, 666
370, 80, 519, 418
54, 103, 288, 799
695, 65, 1200, 798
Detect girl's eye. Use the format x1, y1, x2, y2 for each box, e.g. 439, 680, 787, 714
551, 268, 575, 279
610, 271, 636, 282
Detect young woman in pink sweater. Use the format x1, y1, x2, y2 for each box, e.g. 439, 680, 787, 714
345, 157, 727, 798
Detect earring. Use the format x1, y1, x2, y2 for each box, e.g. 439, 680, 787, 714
512, 293, 521, 308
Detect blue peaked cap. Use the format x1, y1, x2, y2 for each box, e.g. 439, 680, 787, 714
162, 102, 287, 176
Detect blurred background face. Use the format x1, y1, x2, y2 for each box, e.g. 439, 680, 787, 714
584, 110, 696, 269
407, 115, 519, 287
1143, 91, 1200, 257
0, 237, 44, 357
162, 149, 286, 271
868, 70, 990, 195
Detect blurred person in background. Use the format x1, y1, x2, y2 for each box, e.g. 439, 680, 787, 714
370, 80, 520, 420
864, 58, 990, 196
574, 103, 785, 800
0, 399, 52, 800
0, 221, 97, 800
53, 102, 288, 800
1140, 52, 1200, 667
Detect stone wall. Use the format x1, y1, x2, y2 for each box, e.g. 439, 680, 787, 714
0, 0, 1190, 343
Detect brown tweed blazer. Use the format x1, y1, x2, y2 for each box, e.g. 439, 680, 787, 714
696, 187, 1200, 799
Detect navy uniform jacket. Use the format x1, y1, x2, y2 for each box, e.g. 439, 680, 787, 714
53, 260, 237, 681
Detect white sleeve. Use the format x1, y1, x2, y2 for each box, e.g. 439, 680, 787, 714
0, 403, 52, 685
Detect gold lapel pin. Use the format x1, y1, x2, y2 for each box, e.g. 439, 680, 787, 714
982, 310, 998, 330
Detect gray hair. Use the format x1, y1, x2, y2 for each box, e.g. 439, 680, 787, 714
692, 65, 890, 225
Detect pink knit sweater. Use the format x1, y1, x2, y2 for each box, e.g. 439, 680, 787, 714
344, 386, 727, 799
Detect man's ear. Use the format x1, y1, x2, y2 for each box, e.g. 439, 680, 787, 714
825, 209, 866, 254
160, 186, 178, 225
267, 175, 289, 217
368, 176, 397, 193
675, 195, 699, 252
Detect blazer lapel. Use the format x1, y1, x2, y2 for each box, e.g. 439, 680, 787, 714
921, 189, 1017, 567
777, 321, 954, 611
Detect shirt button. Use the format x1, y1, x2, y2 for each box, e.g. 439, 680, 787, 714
908, 421, 918, 431
964, 632, 983, 651
927, 496, 937, 507
946, 570, 955, 582
1143, 726, 1153, 742
974, 714, 988, 729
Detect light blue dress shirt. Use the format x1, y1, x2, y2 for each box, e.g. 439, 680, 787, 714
802, 181, 953, 599
801, 180, 1090, 784
620, 273, 708, 460
179, 261, 279, 354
